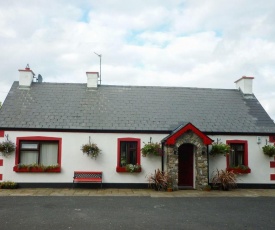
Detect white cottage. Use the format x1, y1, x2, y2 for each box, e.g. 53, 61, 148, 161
0, 66, 274, 189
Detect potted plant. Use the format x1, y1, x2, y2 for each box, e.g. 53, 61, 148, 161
81, 142, 101, 159
167, 176, 174, 192
262, 145, 275, 157
125, 164, 141, 173
0, 140, 16, 157
210, 142, 230, 156
147, 169, 168, 191
211, 169, 237, 191
203, 185, 212, 191
141, 142, 162, 157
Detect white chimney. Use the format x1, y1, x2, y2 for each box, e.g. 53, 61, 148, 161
234, 76, 254, 94
86, 72, 99, 88
19, 65, 35, 88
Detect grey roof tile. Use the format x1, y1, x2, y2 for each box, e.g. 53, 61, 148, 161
0, 81, 275, 133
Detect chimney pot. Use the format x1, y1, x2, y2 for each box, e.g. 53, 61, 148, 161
18, 65, 35, 88
86, 72, 99, 88
234, 76, 254, 94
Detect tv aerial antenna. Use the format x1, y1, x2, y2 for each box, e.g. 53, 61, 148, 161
94, 52, 102, 85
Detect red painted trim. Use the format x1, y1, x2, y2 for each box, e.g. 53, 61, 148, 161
226, 167, 251, 174
74, 171, 102, 174
13, 165, 61, 173
234, 76, 254, 83
0, 159, 3, 166
226, 140, 248, 168
15, 136, 62, 169
0, 130, 4, 137
18, 69, 35, 75
271, 174, 275, 180
165, 123, 212, 145
0, 174, 2, 180
116, 167, 142, 173
116, 137, 141, 172
270, 162, 275, 168
269, 136, 275, 143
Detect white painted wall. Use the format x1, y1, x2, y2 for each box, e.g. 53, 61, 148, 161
208, 135, 275, 184
1, 132, 274, 185
0, 131, 166, 184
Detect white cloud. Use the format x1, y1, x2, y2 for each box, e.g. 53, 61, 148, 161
0, 0, 275, 122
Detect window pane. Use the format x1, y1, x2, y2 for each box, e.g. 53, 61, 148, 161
20, 151, 38, 164
120, 141, 137, 165
120, 142, 127, 166
230, 144, 244, 167
21, 143, 38, 149
40, 143, 58, 165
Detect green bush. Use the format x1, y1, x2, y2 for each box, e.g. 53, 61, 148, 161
0, 181, 18, 189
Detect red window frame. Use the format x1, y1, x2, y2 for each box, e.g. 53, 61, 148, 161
226, 140, 250, 174
116, 137, 141, 172
14, 136, 62, 173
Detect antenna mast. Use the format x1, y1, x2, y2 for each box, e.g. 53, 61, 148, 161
94, 52, 102, 85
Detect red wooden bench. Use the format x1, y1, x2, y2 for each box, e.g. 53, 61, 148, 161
73, 171, 102, 188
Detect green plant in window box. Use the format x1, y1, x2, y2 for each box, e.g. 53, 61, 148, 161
141, 142, 162, 157
210, 142, 230, 156
0, 140, 16, 157
0, 181, 18, 189
81, 143, 101, 159
125, 164, 141, 173
17, 163, 60, 172
227, 165, 251, 174
262, 145, 275, 157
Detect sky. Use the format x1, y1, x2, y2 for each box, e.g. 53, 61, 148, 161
0, 0, 274, 121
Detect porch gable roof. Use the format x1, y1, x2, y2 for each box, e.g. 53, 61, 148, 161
163, 123, 213, 145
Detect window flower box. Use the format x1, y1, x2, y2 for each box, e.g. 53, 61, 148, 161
13, 164, 61, 173
116, 164, 142, 173
226, 166, 251, 174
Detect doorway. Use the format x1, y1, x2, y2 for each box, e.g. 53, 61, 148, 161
178, 143, 194, 187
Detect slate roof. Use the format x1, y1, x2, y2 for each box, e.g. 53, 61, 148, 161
0, 81, 275, 134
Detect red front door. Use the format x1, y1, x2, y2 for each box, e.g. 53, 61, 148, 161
178, 144, 194, 187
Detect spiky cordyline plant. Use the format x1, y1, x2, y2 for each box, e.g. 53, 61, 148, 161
212, 169, 237, 190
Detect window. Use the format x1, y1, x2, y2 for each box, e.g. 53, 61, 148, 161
116, 138, 141, 172
14, 136, 62, 173
229, 143, 245, 167
226, 140, 250, 173
20, 141, 58, 165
